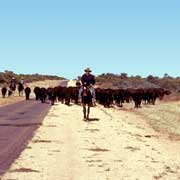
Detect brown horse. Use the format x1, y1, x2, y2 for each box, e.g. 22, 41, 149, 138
81, 86, 92, 121
9, 84, 16, 95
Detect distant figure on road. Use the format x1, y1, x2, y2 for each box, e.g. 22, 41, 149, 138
9, 77, 16, 92
18, 77, 25, 96
78, 67, 96, 104
19, 77, 24, 85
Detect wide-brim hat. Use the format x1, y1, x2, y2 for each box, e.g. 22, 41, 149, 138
84, 67, 92, 72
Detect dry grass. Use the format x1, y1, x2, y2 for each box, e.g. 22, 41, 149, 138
122, 100, 180, 138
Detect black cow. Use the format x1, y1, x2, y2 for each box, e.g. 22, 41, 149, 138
70, 87, 79, 105
8, 90, 13, 97
40, 88, 47, 103
113, 89, 129, 107
96, 88, 114, 108
56, 86, 67, 104
34, 87, 41, 100
129, 88, 144, 108
24, 87, 31, 100
47, 87, 57, 105
1, 87, 7, 98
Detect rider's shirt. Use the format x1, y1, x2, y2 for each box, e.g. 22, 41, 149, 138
19, 80, 24, 84
10, 80, 16, 87
9, 80, 16, 91
81, 74, 96, 86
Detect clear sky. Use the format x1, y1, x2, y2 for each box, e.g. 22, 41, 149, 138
0, 0, 179, 79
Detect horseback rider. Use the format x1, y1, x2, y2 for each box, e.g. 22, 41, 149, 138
18, 77, 25, 96
9, 77, 16, 91
78, 68, 96, 103
19, 77, 24, 85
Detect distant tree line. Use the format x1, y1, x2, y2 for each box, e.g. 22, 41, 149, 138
0, 70, 65, 85
96, 73, 180, 92
1, 70, 180, 92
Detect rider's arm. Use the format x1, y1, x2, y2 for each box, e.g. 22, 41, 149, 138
81, 75, 86, 85
91, 75, 96, 86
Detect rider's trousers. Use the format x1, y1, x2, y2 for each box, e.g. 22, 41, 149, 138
78, 87, 96, 101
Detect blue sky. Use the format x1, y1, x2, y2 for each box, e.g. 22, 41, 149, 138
0, 0, 179, 79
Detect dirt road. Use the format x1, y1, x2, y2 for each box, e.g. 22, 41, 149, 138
0, 100, 51, 176
2, 101, 180, 180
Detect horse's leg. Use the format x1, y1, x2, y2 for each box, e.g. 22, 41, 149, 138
87, 104, 90, 120
83, 104, 86, 120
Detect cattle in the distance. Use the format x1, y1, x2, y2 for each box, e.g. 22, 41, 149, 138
55, 86, 66, 104
129, 88, 144, 108
52, 86, 79, 106
113, 89, 131, 107
96, 88, 114, 108
32, 84, 171, 109
24, 87, 31, 100
96, 87, 171, 109
69, 87, 79, 105
142, 88, 171, 105
33, 87, 47, 103
40, 88, 47, 103
8, 90, 13, 97
34, 87, 41, 101
47, 87, 57, 105
1, 87, 7, 98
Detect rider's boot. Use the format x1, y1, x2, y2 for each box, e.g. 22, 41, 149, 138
78, 98, 82, 104
92, 98, 96, 107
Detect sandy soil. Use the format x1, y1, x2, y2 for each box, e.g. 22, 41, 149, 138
0, 80, 61, 107
2, 101, 180, 180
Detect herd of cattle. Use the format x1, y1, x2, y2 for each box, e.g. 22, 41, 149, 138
1, 86, 31, 100
96, 87, 171, 108
1, 85, 171, 108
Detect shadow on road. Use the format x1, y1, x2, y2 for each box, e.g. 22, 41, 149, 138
0, 100, 51, 177
87, 118, 100, 122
